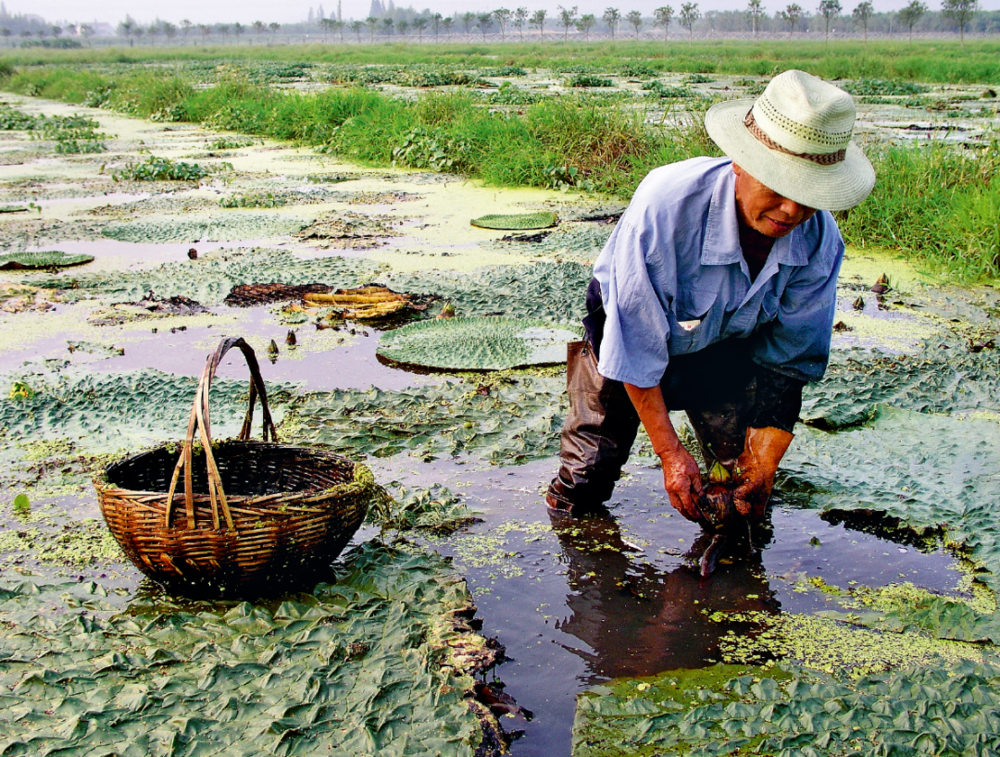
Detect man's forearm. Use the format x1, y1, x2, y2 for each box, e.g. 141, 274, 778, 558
623, 383, 683, 458
624, 382, 705, 521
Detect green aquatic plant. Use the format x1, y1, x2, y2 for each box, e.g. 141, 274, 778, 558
0, 541, 497, 757
568, 74, 615, 88
843, 77, 931, 96
470, 211, 558, 230
37, 247, 382, 305
288, 374, 565, 464
378, 316, 581, 371
783, 406, 1000, 593
382, 261, 592, 324
112, 155, 210, 182
101, 215, 310, 243
12, 493, 30, 514
219, 192, 289, 208
572, 658, 1000, 757
0, 251, 94, 270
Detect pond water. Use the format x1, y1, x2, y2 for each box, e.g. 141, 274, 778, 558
367, 456, 967, 756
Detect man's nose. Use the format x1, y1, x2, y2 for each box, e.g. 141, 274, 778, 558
778, 196, 810, 218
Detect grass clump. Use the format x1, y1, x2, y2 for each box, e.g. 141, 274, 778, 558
844, 77, 931, 96
112, 155, 209, 182
568, 74, 614, 88
642, 81, 698, 98
837, 138, 1000, 278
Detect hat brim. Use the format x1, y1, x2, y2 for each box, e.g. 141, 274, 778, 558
705, 98, 876, 212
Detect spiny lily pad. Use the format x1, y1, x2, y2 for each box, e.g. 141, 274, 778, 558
470, 211, 558, 231
377, 316, 581, 371
0, 251, 94, 270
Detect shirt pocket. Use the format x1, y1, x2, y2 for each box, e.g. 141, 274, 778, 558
668, 291, 719, 354
759, 291, 780, 323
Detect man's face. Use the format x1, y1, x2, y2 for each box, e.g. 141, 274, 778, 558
732, 164, 817, 238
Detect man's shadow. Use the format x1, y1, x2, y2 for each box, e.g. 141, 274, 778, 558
549, 511, 779, 681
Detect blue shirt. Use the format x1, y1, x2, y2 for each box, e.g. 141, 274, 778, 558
594, 156, 844, 388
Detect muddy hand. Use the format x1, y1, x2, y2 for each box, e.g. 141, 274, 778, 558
659, 446, 705, 522
732, 426, 794, 520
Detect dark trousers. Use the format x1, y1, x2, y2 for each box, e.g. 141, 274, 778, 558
547, 280, 805, 511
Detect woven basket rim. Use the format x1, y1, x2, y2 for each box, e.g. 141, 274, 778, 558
96, 440, 366, 503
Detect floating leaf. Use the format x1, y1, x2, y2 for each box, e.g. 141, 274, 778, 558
12, 493, 29, 514
0, 251, 94, 270
378, 316, 581, 371
470, 211, 558, 231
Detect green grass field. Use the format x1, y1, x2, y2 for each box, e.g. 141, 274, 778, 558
3, 39, 1000, 84
2, 40, 998, 278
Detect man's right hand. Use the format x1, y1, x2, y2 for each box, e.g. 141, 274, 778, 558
623, 381, 706, 522
659, 446, 705, 522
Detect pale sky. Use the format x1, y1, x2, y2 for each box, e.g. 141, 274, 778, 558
8, 0, 998, 26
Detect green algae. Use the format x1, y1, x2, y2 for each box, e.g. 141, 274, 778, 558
572, 658, 1000, 757
0, 541, 497, 757
378, 317, 581, 371
101, 214, 312, 243
34, 247, 383, 306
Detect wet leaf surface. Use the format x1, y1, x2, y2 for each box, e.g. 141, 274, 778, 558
0, 541, 493, 757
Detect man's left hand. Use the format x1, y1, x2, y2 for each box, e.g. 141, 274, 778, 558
732, 426, 794, 520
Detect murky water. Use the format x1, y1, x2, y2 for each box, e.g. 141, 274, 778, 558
366, 456, 966, 756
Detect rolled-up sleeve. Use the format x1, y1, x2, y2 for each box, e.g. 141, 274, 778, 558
752, 216, 844, 383
597, 217, 676, 388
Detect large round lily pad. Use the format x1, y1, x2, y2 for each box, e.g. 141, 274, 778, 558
470, 211, 558, 231
378, 316, 581, 370
0, 251, 94, 270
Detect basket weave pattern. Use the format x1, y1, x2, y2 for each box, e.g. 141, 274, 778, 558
95, 337, 379, 596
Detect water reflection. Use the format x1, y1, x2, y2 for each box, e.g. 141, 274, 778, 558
549, 511, 778, 680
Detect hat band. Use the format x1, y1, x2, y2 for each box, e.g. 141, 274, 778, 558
744, 110, 847, 166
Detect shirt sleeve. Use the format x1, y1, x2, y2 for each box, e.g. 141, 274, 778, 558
752, 214, 844, 383
596, 216, 677, 388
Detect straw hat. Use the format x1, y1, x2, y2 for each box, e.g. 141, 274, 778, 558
705, 69, 875, 211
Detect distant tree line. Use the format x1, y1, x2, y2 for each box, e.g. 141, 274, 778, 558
1, 0, 993, 48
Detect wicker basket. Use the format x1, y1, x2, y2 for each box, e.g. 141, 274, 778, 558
95, 336, 382, 597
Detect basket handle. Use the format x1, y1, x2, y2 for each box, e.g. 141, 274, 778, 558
165, 337, 280, 530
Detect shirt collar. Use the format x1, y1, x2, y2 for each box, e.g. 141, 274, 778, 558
701, 162, 811, 268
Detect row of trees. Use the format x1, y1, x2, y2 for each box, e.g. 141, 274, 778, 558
116, 17, 282, 46
97, 0, 989, 47
312, 0, 985, 42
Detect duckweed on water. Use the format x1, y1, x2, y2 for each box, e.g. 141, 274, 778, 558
0, 541, 499, 757
0, 518, 122, 567
715, 611, 989, 675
